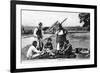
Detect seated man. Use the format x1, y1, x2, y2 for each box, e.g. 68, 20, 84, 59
58, 40, 76, 58
26, 41, 42, 59
43, 38, 55, 56
60, 40, 72, 55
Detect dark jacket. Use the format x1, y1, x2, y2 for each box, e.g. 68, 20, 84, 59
36, 28, 43, 39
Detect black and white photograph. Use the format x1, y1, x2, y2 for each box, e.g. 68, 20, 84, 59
21, 10, 90, 60
11, 1, 97, 72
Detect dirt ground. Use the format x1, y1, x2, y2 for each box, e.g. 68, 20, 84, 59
21, 32, 90, 61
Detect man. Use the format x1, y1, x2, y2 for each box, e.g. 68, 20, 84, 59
55, 24, 68, 51
36, 22, 43, 40
60, 40, 72, 54
44, 38, 55, 56
59, 40, 76, 58
34, 22, 44, 51
26, 41, 41, 59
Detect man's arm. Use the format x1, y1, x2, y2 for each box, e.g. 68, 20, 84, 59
33, 28, 38, 37
32, 47, 40, 53
42, 29, 44, 38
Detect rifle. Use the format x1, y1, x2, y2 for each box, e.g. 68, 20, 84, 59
61, 43, 71, 54
61, 18, 67, 24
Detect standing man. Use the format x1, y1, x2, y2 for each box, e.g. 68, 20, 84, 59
55, 23, 68, 52
34, 22, 44, 51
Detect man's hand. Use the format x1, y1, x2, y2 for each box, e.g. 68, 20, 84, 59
39, 50, 45, 55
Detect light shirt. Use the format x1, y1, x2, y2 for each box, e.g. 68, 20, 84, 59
33, 28, 38, 37
55, 30, 64, 35
27, 45, 40, 58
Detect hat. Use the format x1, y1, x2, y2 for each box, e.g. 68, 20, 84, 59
39, 22, 42, 26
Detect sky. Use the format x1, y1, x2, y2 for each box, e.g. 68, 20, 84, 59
22, 10, 84, 27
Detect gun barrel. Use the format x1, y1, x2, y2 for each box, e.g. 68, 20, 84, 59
61, 18, 67, 24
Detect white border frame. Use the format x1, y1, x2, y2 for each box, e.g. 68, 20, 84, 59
16, 4, 95, 69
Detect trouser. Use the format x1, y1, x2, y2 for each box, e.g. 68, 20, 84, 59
56, 41, 64, 50
37, 37, 43, 51
27, 52, 41, 59
43, 48, 55, 55
32, 53, 41, 58
46, 49, 55, 55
